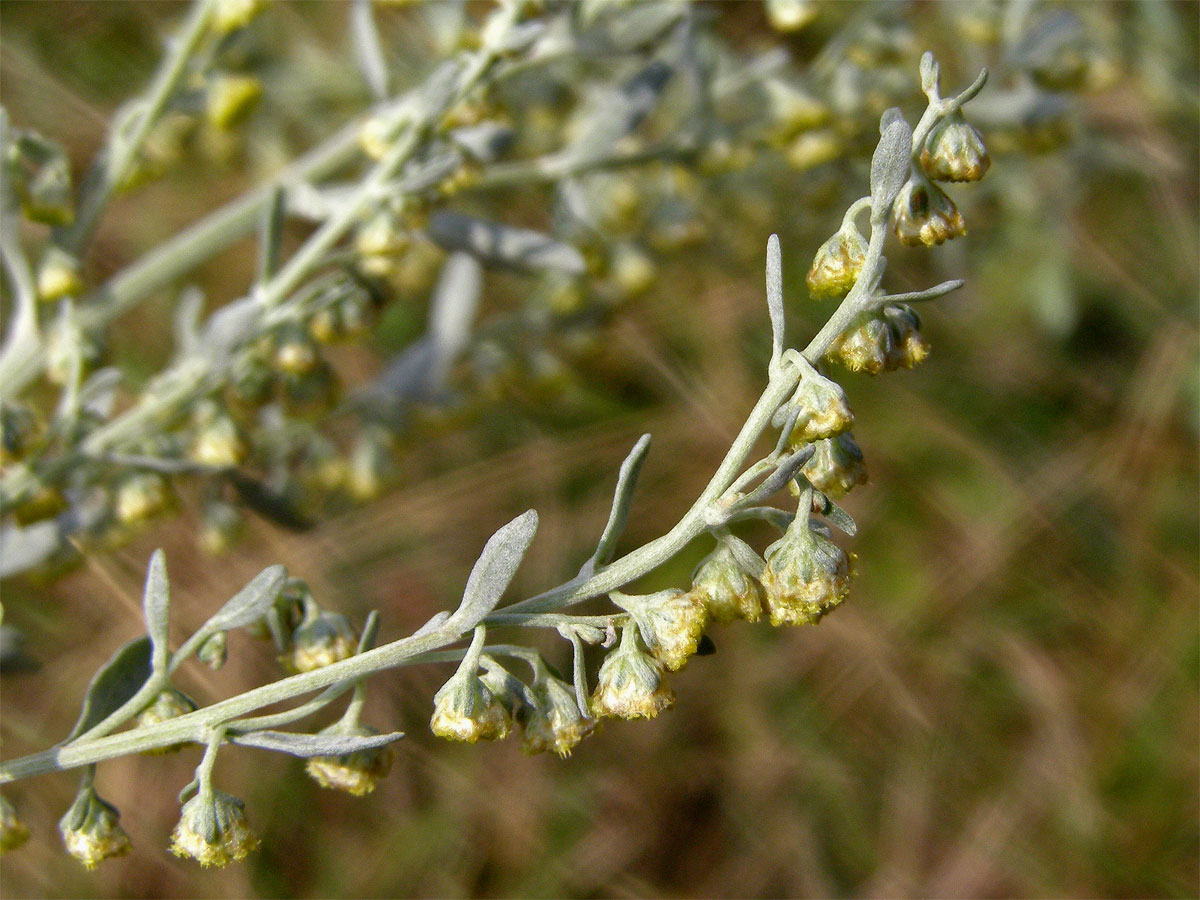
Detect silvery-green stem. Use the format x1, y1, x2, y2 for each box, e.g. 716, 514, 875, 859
57, 0, 218, 257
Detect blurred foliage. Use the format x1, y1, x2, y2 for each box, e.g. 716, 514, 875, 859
1, 0, 1197, 897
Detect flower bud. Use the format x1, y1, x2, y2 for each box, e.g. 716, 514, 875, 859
828, 314, 893, 375
188, 403, 246, 468
785, 129, 842, 171
762, 516, 852, 627
430, 668, 512, 743
787, 368, 855, 445
212, 0, 264, 34
346, 429, 396, 502
690, 533, 765, 624
271, 324, 319, 376
590, 622, 675, 719
136, 688, 198, 754
36, 246, 83, 302
113, 472, 172, 527
205, 75, 262, 130
765, 0, 818, 32
0, 794, 30, 853
883, 304, 930, 369
169, 789, 259, 868
310, 290, 375, 344
609, 242, 657, 299
358, 116, 395, 161
198, 631, 228, 670
800, 433, 867, 498
806, 225, 867, 302
355, 210, 411, 261
22, 155, 73, 227
287, 608, 357, 673
59, 785, 132, 869
478, 660, 532, 719
892, 172, 966, 247
200, 498, 244, 555
611, 589, 709, 672
763, 78, 829, 142
920, 109, 990, 183
522, 669, 596, 758
305, 725, 395, 796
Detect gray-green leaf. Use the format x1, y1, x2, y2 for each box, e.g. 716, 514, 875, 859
447, 510, 539, 631
201, 564, 288, 634
228, 729, 404, 758
427, 211, 586, 274
766, 234, 785, 366
66, 637, 153, 742
142, 550, 170, 673
870, 111, 912, 217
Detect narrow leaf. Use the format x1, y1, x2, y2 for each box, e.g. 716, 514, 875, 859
427, 211, 586, 274
448, 122, 515, 164
427, 251, 482, 387
142, 550, 170, 672
0, 520, 60, 578
869, 111, 913, 216
412, 610, 451, 638
172, 287, 204, 358
257, 186, 286, 283
350, 0, 389, 101
561, 60, 673, 165
202, 564, 288, 633
66, 637, 153, 742
229, 729, 404, 758
815, 492, 857, 537
448, 510, 539, 631
580, 434, 651, 576
765, 234, 785, 368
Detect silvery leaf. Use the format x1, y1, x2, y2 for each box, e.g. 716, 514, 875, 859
419, 60, 463, 116
816, 492, 857, 537
257, 186, 286, 281
201, 564, 287, 633
493, 19, 546, 55
201, 296, 260, 358
448, 510, 539, 631
78, 367, 121, 419
580, 434, 651, 577
66, 637, 153, 742
0, 519, 60, 578
350, 0, 389, 101
142, 549, 170, 673
870, 111, 912, 215
413, 610, 451, 638
427, 211, 586, 274
765, 234, 785, 367
448, 122, 515, 164
172, 287, 204, 358
561, 60, 673, 165
229, 729, 404, 758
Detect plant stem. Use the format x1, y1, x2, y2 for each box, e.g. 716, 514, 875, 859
58, 0, 218, 258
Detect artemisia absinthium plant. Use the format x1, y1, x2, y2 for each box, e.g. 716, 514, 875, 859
0, 9, 991, 863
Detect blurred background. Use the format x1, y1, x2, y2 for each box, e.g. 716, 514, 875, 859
1, 1, 1196, 897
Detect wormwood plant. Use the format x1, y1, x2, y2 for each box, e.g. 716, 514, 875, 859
0, 0, 1002, 872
